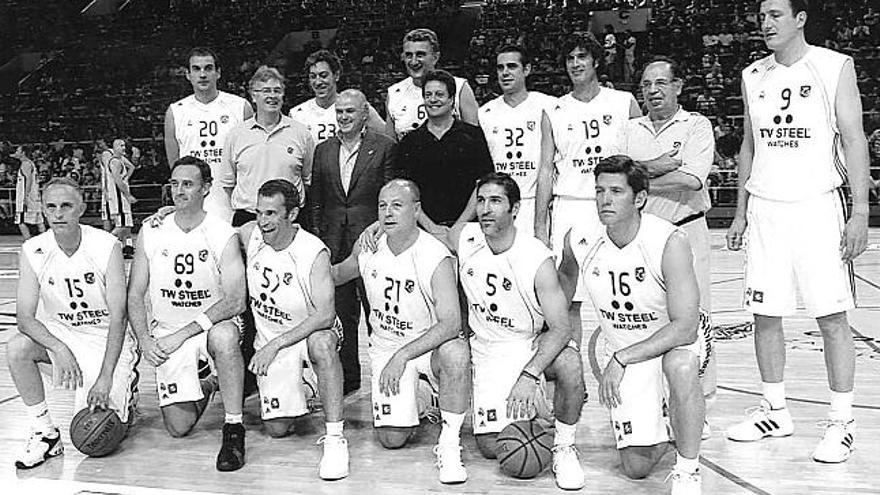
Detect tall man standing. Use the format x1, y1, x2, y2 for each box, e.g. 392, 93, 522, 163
104, 139, 138, 258
310, 89, 396, 395
726, 0, 870, 463
13, 145, 44, 239
165, 47, 253, 224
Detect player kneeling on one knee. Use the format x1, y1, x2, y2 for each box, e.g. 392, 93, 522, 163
10, 178, 138, 469
334, 179, 471, 484
240, 178, 349, 481
128, 157, 248, 472
558, 156, 705, 494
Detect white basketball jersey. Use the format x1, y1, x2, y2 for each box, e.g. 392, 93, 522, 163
742, 47, 849, 201
105, 156, 132, 214
245, 226, 329, 349
99, 149, 113, 202
142, 213, 236, 334
15, 158, 39, 210
549, 89, 636, 199
170, 91, 249, 219
359, 230, 453, 349
289, 98, 338, 144
574, 214, 677, 351
387, 76, 466, 139
479, 92, 557, 199
458, 223, 552, 346
23, 226, 119, 339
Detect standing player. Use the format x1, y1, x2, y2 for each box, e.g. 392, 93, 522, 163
478, 45, 556, 238
441, 172, 586, 490
558, 156, 704, 494
9, 178, 138, 469
386, 28, 479, 140
537, 33, 641, 253
726, 0, 870, 463
13, 145, 45, 239
128, 156, 248, 471
289, 49, 385, 145
104, 139, 138, 258
165, 47, 253, 224
332, 179, 471, 484
239, 179, 348, 480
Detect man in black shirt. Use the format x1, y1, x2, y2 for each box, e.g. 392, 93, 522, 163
395, 70, 493, 227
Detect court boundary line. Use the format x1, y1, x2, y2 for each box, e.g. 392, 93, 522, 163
855, 273, 880, 292
699, 456, 773, 495
717, 385, 880, 411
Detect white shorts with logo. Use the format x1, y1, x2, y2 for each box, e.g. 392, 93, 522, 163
368, 343, 438, 427
471, 338, 544, 435
46, 323, 139, 423
258, 341, 312, 420
550, 196, 601, 301
154, 331, 210, 408
744, 191, 854, 317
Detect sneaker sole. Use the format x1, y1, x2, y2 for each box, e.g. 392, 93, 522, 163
14, 445, 63, 470
727, 431, 793, 442
319, 472, 349, 481
812, 450, 853, 464
439, 478, 468, 485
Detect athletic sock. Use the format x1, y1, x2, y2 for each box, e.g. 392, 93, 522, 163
438, 410, 465, 446
28, 401, 56, 434
124, 238, 133, 248
675, 452, 699, 474
554, 420, 577, 447
224, 413, 243, 424
761, 381, 786, 410
828, 391, 854, 422
326, 420, 344, 437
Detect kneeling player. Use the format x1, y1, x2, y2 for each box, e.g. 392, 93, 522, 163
333, 179, 471, 484
558, 156, 705, 494
9, 178, 138, 469
239, 179, 348, 480
128, 156, 247, 471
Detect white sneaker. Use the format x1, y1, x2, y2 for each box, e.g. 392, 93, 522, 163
15, 428, 63, 469
667, 467, 702, 495
433, 443, 467, 484
552, 444, 585, 490
811, 420, 855, 463
726, 400, 793, 442
317, 434, 349, 480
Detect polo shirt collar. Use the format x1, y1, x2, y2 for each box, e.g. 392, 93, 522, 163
249, 114, 291, 133
635, 106, 690, 133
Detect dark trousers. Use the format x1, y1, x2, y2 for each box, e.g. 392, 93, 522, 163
336, 278, 371, 395
233, 209, 258, 394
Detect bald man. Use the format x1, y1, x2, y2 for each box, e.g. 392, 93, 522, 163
310, 89, 397, 394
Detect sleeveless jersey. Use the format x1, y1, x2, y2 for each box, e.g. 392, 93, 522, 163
458, 223, 552, 345
141, 213, 236, 333
479, 92, 557, 199
387, 76, 466, 139
99, 149, 112, 203
105, 156, 133, 214
15, 158, 40, 211
573, 214, 677, 351
359, 230, 453, 349
549, 89, 636, 199
246, 226, 329, 349
742, 46, 849, 201
23, 226, 119, 339
289, 98, 338, 144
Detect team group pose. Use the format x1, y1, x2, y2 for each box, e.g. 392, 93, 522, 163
8, 1, 872, 492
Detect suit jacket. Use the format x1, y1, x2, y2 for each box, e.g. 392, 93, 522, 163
310, 129, 396, 260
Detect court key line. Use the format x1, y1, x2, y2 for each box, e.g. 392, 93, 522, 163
699, 456, 773, 495
855, 273, 880, 292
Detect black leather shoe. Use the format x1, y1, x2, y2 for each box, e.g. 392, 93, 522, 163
216, 423, 245, 471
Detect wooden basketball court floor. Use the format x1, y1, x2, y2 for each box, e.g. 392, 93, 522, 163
0, 230, 878, 495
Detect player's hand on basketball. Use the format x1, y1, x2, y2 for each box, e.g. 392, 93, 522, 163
140, 336, 168, 366
507, 376, 537, 420
840, 212, 868, 262
87, 375, 112, 411
726, 216, 747, 251
598, 358, 625, 409
249, 343, 279, 376
358, 221, 383, 253
157, 332, 186, 356
54, 345, 83, 390
378, 354, 406, 396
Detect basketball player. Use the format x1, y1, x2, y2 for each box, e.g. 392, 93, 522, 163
104, 139, 137, 258
164, 47, 253, 224
13, 145, 45, 239
558, 156, 704, 494
726, 0, 870, 463
440, 172, 586, 490
9, 178, 138, 469
127, 156, 248, 471
538, 33, 641, 254
96, 140, 114, 231
289, 49, 385, 145
332, 179, 471, 484
238, 179, 349, 479
386, 28, 479, 140
478, 45, 556, 238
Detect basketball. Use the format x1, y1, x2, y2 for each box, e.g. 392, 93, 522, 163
69, 407, 126, 457
496, 420, 554, 479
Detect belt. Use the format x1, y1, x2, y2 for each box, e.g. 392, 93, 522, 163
674, 211, 705, 226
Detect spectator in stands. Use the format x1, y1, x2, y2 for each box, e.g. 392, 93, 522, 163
623, 29, 637, 83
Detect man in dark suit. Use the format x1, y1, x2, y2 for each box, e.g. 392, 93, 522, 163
310, 89, 396, 394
